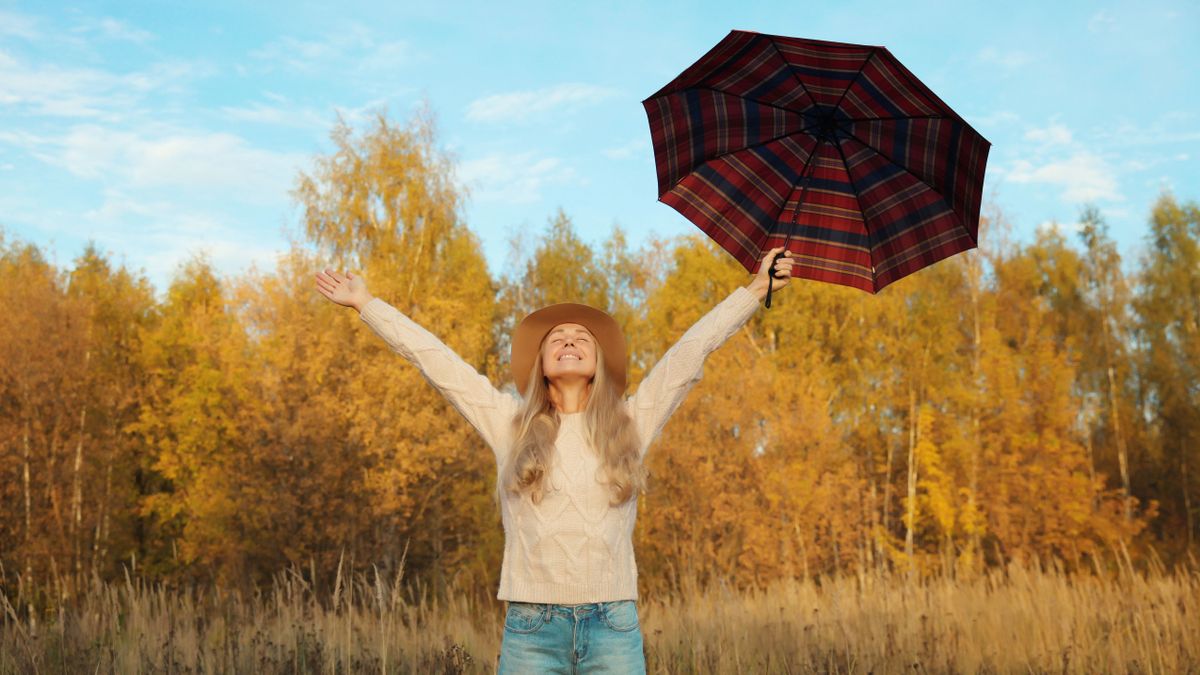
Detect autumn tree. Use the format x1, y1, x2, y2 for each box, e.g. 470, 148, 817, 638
130, 254, 257, 584
1135, 193, 1200, 551
0, 235, 155, 598
294, 107, 501, 594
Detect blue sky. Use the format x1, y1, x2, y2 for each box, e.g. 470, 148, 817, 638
1, 1, 1196, 299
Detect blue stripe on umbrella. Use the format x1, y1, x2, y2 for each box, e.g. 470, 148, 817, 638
869, 200, 954, 245
690, 162, 779, 230
802, 176, 856, 194
744, 67, 799, 103
854, 161, 905, 193
788, 65, 861, 80
852, 76, 906, 118
787, 223, 871, 249
744, 99, 760, 147
750, 143, 807, 185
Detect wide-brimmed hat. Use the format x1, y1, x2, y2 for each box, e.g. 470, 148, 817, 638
511, 303, 626, 395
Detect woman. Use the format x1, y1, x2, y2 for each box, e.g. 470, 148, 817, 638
314, 247, 795, 673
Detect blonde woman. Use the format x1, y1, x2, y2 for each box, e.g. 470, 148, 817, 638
314, 247, 795, 673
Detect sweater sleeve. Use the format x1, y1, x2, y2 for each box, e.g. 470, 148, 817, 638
358, 297, 517, 464
626, 285, 761, 457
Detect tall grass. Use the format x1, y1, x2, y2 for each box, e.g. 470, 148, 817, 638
2, 561, 1198, 673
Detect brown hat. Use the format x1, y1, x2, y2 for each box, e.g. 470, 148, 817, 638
511, 303, 626, 395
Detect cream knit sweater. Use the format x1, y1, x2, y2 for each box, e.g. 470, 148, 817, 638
358, 285, 761, 603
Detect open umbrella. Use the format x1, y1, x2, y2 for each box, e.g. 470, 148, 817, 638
643, 31, 990, 306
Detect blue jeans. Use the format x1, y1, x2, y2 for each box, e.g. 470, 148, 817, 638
497, 600, 646, 674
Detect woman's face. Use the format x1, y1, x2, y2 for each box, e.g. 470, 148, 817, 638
540, 322, 597, 384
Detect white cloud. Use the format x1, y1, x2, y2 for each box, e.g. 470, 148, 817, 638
466, 83, 621, 124
0, 52, 210, 119
602, 137, 648, 160
0, 9, 40, 40
220, 101, 330, 129
458, 152, 578, 204
7, 125, 307, 205
1007, 152, 1122, 203
248, 26, 417, 75
1024, 122, 1072, 145
1088, 10, 1117, 32
973, 110, 1020, 128
1124, 153, 1191, 172
976, 47, 1033, 70
72, 17, 155, 43
1096, 116, 1200, 148
62, 189, 288, 296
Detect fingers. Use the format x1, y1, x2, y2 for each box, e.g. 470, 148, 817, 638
758, 247, 796, 277
762, 247, 796, 280
315, 268, 348, 300
316, 267, 349, 285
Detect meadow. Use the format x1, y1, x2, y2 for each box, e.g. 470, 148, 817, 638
3, 560, 1197, 674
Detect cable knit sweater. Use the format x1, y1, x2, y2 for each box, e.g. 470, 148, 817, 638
358, 285, 761, 603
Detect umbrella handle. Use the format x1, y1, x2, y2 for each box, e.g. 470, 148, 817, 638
764, 250, 787, 309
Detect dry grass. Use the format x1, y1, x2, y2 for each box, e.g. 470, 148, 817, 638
2, 562, 1198, 674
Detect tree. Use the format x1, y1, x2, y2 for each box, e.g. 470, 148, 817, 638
295, 107, 501, 594
1135, 193, 1200, 551
130, 254, 254, 584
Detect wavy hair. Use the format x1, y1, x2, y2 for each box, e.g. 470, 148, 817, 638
499, 334, 645, 506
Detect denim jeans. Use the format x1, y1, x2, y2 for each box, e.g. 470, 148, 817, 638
497, 600, 646, 674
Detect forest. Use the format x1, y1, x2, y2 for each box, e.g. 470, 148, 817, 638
1, 109, 1197, 612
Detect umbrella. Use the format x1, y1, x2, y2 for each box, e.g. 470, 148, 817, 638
643, 31, 990, 306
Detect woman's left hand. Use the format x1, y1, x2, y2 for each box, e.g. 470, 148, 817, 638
747, 247, 796, 299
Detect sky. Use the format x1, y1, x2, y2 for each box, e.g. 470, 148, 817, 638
1, 0, 1197, 300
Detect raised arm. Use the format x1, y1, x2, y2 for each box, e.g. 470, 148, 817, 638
626, 248, 795, 456
315, 268, 517, 464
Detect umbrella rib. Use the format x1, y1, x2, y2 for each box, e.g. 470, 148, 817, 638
779, 140, 822, 247
687, 84, 810, 117
762, 35, 819, 111
663, 129, 814, 194
842, 114, 948, 123
831, 48, 877, 114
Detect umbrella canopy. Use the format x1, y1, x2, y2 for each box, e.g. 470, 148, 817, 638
643, 30, 990, 297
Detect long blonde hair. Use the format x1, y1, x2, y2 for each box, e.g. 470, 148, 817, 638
500, 336, 645, 506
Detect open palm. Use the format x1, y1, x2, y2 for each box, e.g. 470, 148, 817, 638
314, 267, 373, 310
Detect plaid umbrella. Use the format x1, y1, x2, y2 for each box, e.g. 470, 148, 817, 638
643, 31, 990, 304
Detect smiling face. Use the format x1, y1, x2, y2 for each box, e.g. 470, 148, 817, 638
540, 322, 598, 384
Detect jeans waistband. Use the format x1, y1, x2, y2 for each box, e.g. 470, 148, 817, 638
508, 599, 631, 619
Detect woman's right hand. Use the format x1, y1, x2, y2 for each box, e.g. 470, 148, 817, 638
315, 267, 374, 312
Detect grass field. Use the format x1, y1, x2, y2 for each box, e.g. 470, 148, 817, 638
2, 562, 1198, 673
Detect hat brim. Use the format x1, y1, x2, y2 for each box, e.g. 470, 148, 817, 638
511, 303, 626, 395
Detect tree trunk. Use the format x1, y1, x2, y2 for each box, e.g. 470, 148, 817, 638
92, 430, 115, 578
1106, 363, 1132, 524
883, 415, 897, 563
904, 386, 917, 572
22, 419, 33, 583
1086, 428, 1098, 511
1184, 437, 1194, 550
968, 252, 983, 566
71, 399, 89, 588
